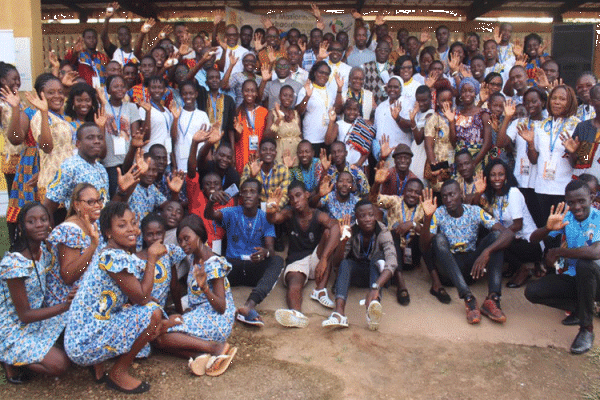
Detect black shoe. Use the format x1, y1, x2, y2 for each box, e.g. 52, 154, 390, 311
570, 328, 594, 355
5, 371, 29, 385
562, 314, 580, 326
429, 287, 451, 304
106, 376, 150, 394
88, 366, 107, 384
396, 288, 410, 306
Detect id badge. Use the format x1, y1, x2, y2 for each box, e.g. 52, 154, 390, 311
447, 149, 455, 164
241, 254, 252, 261
403, 247, 413, 265
543, 160, 556, 181
212, 240, 222, 255
91, 74, 101, 89
249, 135, 259, 152
261, 201, 267, 213
520, 158, 530, 176
114, 136, 127, 156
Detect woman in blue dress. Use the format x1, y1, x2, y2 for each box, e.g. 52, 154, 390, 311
136, 212, 186, 308
153, 214, 237, 377
64, 201, 174, 394
45, 183, 102, 306
0, 202, 74, 383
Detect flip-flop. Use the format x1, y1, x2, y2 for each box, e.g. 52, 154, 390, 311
105, 376, 150, 394
429, 287, 452, 304
275, 309, 309, 328
236, 309, 265, 327
322, 312, 349, 328
189, 354, 211, 376
88, 366, 108, 384
205, 347, 238, 377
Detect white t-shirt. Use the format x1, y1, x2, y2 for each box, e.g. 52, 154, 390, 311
506, 117, 541, 189
374, 99, 412, 150
174, 108, 210, 172
326, 61, 352, 93
139, 106, 174, 155
336, 120, 365, 166
410, 109, 434, 181
112, 49, 139, 66
491, 187, 537, 241
216, 46, 249, 77
533, 116, 580, 195
103, 101, 141, 168
296, 84, 337, 144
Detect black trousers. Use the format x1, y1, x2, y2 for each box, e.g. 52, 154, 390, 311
504, 238, 543, 276
519, 187, 543, 228
226, 255, 285, 305
525, 259, 600, 327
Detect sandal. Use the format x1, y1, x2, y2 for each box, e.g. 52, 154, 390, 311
396, 288, 410, 306
366, 300, 383, 331
322, 312, 349, 328
105, 376, 150, 394
205, 347, 238, 377
275, 309, 309, 328
310, 288, 335, 309
88, 366, 107, 384
429, 287, 451, 304
236, 309, 265, 327
533, 262, 546, 278
189, 354, 211, 376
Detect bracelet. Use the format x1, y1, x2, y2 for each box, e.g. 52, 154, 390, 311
451, 71, 459, 77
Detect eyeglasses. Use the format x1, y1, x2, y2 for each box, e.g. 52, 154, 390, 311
400, 65, 413, 70
78, 197, 104, 207
275, 64, 290, 69
315, 69, 330, 76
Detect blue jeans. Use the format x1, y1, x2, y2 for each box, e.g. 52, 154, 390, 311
335, 258, 382, 301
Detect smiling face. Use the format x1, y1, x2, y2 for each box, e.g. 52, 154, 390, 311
436, 89, 453, 110
330, 142, 347, 168
73, 91, 93, 119
215, 145, 233, 170
489, 163, 507, 193
75, 186, 102, 221
162, 201, 183, 230
180, 84, 198, 108
349, 69, 365, 92
225, 26, 239, 47
343, 101, 360, 123
265, 28, 280, 49
123, 65, 138, 89
375, 41, 391, 63
140, 157, 159, 186
207, 69, 221, 91
398, 59, 414, 81
328, 42, 344, 64
483, 41, 498, 62
466, 35, 479, 53
393, 152, 412, 173
525, 38, 541, 59
43, 79, 65, 113
488, 96, 505, 118
386, 78, 402, 102
151, 147, 168, 174
274, 58, 291, 80
151, 47, 167, 69
576, 75, 596, 104
419, 52, 433, 75
259, 141, 277, 164
23, 205, 50, 243
279, 86, 294, 108
201, 173, 222, 199
287, 45, 302, 66
509, 67, 527, 92
242, 54, 257, 74
296, 141, 314, 168
487, 76, 503, 94
108, 209, 138, 249
77, 125, 105, 160
566, 187, 592, 222
415, 92, 431, 113
242, 80, 258, 105
313, 64, 330, 87
470, 59, 486, 80
524, 90, 543, 119
459, 83, 477, 106
336, 172, 354, 198
148, 80, 166, 103
356, 204, 376, 233
549, 87, 568, 117
1, 69, 20, 94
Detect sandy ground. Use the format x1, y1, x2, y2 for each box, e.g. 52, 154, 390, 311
1, 266, 599, 399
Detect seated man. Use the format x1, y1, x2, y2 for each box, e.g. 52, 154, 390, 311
44, 123, 109, 215
316, 141, 370, 198
455, 149, 486, 205
312, 171, 359, 223
197, 141, 240, 195
370, 166, 451, 305
420, 181, 514, 324
205, 178, 284, 327
289, 140, 323, 194
322, 200, 396, 331
266, 181, 341, 328
379, 144, 418, 197
525, 180, 600, 354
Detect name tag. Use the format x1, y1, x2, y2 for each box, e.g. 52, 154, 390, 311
249, 135, 259, 151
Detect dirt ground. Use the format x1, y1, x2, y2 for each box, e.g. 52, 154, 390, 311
2, 268, 600, 400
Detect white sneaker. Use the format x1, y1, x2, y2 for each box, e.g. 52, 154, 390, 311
275, 309, 309, 328
366, 300, 382, 331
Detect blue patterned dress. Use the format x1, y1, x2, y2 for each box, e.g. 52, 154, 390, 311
45, 222, 99, 307
169, 256, 235, 343
0, 245, 67, 365
147, 244, 186, 307
64, 248, 162, 366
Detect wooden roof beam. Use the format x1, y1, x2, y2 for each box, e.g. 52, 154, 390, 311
118, 0, 160, 20
466, 0, 508, 20
553, 0, 590, 22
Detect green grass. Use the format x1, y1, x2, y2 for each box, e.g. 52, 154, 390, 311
0, 218, 10, 256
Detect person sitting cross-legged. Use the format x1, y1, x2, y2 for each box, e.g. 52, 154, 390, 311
420, 181, 515, 324
322, 201, 396, 331
525, 180, 600, 354
267, 181, 341, 328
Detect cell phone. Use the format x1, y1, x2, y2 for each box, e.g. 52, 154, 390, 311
224, 184, 239, 198
431, 161, 449, 171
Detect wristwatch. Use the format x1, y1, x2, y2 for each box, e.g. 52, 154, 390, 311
371, 282, 380, 290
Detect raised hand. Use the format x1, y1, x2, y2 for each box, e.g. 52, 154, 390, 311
474, 170, 487, 194
273, 103, 284, 125
73, 37, 86, 53
213, 9, 225, 25
396, 46, 406, 57
192, 124, 211, 143
380, 134, 394, 160
81, 212, 100, 244
207, 123, 224, 145
261, 15, 273, 29
233, 116, 243, 134
282, 148, 297, 169
25, 91, 48, 112
390, 100, 402, 121
310, 3, 322, 19
95, 86, 108, 106
267, 46, 276, 64
493, 26, 502, 44
448, 53, 461, 73
141, 18, 156, 33
375, 14, 385, 26
105, 1, 119, 17
94, 106, 108, 129
350, 9, 362, 19
117, 165, 141, 193
420, 28, 432, 44
535, 68, 551, 89
298, 39, 306, 54
178, 42, 192, 56
319, 147, 331, 171
304, 80, 313, 97
550, 77, 563, 91
228, 51, 239, 67
266, 187, 283, 213
0, 86, 21, 107
459, 64, 472, 78
319, 175, 334, 197
504, 98, 516, 119
479, 82, 490, 104
253, 32, 266, 52
164, 54, 180, 68
131, 128, 149, 149
409, 102, 419, 122
261, 64, 272, 81
560, 133, 580, 154
61, 71, 80, 88
516, 123, 535, 144
334, 72, 344, 90
169, 102, 181, 120
424, 71, 438, 88
158, 25, 173, 39
374, 160, 389, 184
545, 202, 570, 231
441, 102, 455, 122
138, 101, 152, 112
512, 40, 523, 57
48, 50, 60, 70
249, 154, 263, 177
421, 187, 438, 218
328, 107, 337, 121
167, 170, 185, 193
317, 42, 330, 61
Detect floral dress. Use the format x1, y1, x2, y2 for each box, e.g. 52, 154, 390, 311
0, 245, 67, 365
169, 256, 235, 343
45, 222, 98, 307
455, 108, 490, 171
65, 248, 162, 366
148, 244, 186, 308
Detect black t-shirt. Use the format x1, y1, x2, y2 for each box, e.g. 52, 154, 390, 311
285, 209, 323, 264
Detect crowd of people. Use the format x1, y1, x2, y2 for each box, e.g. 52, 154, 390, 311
0, 2, 600, 394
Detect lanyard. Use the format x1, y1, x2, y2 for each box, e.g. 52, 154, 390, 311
109, 102, 123, 133
396, 172, 408, 196
359, 232, 375, 258
246, 106, 256, 131
151, 101, 172, 133
497, 196, 506, 222
548, 118, 566, 153
401, 202, 417, 240
178, 109, 196, 139
464, 180, 476, 195
260, 168, 273, 193
120, 48, 134, 64
240, 212, 259, 241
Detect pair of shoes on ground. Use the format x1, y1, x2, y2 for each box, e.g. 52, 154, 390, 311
320, 300, 383, 331
189, 343, 238, 377
464, 294, 506, 324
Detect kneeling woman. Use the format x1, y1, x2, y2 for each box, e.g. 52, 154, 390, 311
64, 201, 169, 394
154, 214, 237, 377
0, 203, 73, 382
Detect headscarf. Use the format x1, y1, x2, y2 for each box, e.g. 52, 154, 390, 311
458, 76, 480, 96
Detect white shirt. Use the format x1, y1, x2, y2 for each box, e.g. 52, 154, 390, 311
112, 49, 138, 65
410, 109, 434, 181
216, 46, 249, 76
341, 89, 374, 121
139, 106, 174, 155
491, 187, 537, 241
296, 84, 337, 143
374, 99, 412, 150
506, 117, 541, 189
174, 108, 210, 172
533, 116, 580, 195
326, 61, 352, 93
288, 67, 309, 86
400, 78, 421, 120
336, 120, 365, 166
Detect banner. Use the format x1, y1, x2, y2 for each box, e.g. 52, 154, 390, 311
225, 7, 354, 37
